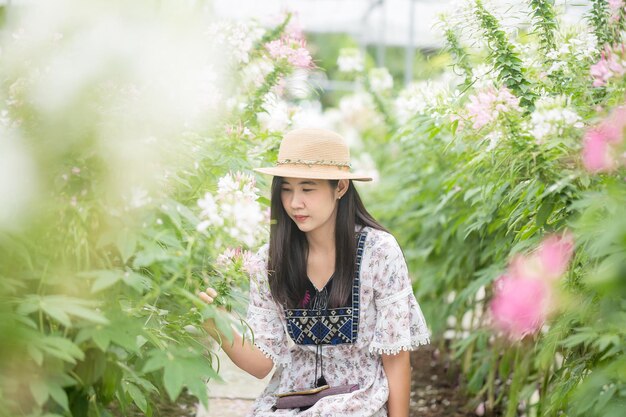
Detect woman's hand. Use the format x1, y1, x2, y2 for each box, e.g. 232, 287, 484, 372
198, 287, 221, 339
199, 287, 218, 305
197, 286, 274, 379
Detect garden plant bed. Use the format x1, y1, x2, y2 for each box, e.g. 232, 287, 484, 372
409, 344, 480, 417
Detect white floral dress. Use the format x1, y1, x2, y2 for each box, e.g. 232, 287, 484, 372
244, 227, 430, 416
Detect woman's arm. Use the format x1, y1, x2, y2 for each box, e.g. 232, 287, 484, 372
382, 351, 411, 417
200, 288, 274, 379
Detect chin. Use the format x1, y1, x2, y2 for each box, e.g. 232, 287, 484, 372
294, 222, 316, 233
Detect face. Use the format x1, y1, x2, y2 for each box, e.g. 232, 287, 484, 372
280, 177, 348, 234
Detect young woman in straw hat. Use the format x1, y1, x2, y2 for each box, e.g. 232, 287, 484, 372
199, 128, 430, 416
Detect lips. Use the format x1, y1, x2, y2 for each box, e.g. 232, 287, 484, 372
294, 215, 308, 222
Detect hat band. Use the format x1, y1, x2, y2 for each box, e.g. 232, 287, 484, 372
277, 158, 351, 169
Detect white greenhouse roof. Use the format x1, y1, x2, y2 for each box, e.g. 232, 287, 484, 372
212, 0, 589, 49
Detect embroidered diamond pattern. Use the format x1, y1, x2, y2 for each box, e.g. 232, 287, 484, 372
285, 232, 367, 346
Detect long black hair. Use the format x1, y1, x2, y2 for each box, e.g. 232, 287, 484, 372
267, 177, 387, 309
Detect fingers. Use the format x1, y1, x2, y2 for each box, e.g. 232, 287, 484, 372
199, 287, 218, 304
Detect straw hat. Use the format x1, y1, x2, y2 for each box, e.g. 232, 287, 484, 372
254, 128, 372, 181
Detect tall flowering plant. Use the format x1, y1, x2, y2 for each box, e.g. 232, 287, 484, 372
345, 0, 626, 416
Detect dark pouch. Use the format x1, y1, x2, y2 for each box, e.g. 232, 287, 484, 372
274, 384, 359, 409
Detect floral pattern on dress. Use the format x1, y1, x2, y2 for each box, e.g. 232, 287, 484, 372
244, 227, 430, 416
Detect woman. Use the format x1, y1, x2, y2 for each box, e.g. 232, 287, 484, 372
199, 128, 430, 416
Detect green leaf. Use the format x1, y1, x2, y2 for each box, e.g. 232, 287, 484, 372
142, 351, 167, 373
30, 379, 49, 406
48, 382, 69, 411
163, 362, 185, 401
40, 336, 85, 364
125, 382, 148, 413
122, 271, 152, 293
116, 230, 137, 264
93, 330, 112, 351
89, 270, 124, 293
23, 295, 109, 327
27, 345, 44, 366
536, 198, 554, 228
40, 304, 72, 327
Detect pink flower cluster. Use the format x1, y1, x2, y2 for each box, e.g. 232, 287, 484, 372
216, 247, 266, 277
265, 21, 312, 69
590, 44, 626, 87
609, 0, 626, 23
490, 233, 575, 340
582, 106, 626, 173
466, 87, 521, 129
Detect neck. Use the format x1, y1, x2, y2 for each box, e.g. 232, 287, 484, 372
305, 218, 336, 255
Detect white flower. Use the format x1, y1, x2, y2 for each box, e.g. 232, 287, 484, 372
338, 93, 381, 131
368, 67, 393, 93
257, 93, 294, 132
241, 57, 274, 89
394, 74, 460, 124
198, 172, 267, 247
337, 48, 364, 73
208, 21, 265, 65
525, 95, 581, 143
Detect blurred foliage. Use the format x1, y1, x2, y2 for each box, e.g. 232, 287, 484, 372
307, 32, 450, 108
0, 2, 300, 416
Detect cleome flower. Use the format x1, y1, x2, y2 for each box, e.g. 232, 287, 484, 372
590, 44, 626, 87
525, 95, 583, 144
265, 21, 313, 70
465, 86, 521, 130
337, 48, 364, 73
208, 20, 265, 65
197, 172, 267, 248
489, 232, 575, 341
582, 105, 626, 173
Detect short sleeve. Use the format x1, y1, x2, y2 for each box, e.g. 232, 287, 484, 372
245, 244, 291, 367
369, 234, 430, 355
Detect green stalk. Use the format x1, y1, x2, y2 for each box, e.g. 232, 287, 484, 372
443, 27, 474, 87
487, 342, 498, 412
474, 0, 536, 110
506, 345, 529, 417
527, 0, 557, 54
588, 0, 611, 49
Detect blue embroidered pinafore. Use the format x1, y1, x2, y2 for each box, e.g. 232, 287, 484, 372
283, 232, 367, 387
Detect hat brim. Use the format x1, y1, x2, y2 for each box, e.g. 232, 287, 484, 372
254, 166, 372, 181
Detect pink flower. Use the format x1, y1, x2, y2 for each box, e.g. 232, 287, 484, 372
590, 58, 612, 87
490, 274, 552, 340
583, 128, 619, 172
608, 0, 626, 22
582, 105, 626, 172
241, 250, 265, 277
508, 233, 575, 282
537, 233, 575, 280
466, 87, 521, 129
591, 46, 626, 87
265, 37, 313, 69
216, 247, 240, 268
489, 232, 575, 340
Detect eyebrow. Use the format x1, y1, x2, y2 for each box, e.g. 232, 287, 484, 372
282, 180, 318, 186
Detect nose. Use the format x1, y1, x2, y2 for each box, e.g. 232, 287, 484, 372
289, 191, 305, 210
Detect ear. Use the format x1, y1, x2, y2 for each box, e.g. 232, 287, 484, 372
336, 179, 349, 199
